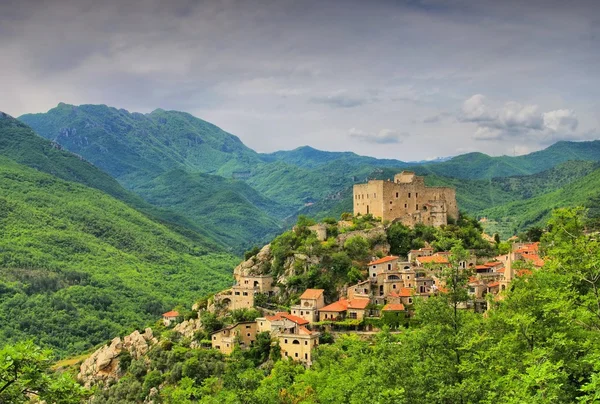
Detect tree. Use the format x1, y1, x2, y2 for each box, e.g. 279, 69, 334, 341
0, 341, 90, 403
344, 236, 370, 261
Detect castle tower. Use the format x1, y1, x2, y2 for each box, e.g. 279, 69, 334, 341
352, 171, 458, 227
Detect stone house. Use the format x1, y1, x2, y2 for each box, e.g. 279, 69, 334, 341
279, 326, 320, 365
291, 289, 325, 323
226, 274, 275, 311
162, 310, 180, 326
347, 280, 371, 300
408, 247, 434, 262
368, 256, 400, 281
318, 299, 349, 322
211, 321, 257, 355
347, 298, 370, 320
353, 171, 458, 227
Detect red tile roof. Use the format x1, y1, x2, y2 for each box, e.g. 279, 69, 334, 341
417, 255, 449, 264
162, 310, 179, 318
487, 281, 500, 288
347, 298, 370, 310
475, 265, 489, 270
368, 256, 399, 265
277, 312, 309, 326
484, 261, 501, 267
397, 287, 415, 297
300, 289, 325, 300
382, 303, 406, 311
319, 299, 349, 312
298, 326, 317, 335
265, 314, 283, 322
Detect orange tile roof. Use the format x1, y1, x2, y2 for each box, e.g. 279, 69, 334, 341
162, 310, 179, 317
277, 312, 309, 326
516, 269, 533, 277
347, 298, 370, 310
265, 314, 283, 321
368, 256, 399, 265
319, 298, 349, 312
487, 281, 500, 288
475, 265, 489, 270
398, 287, 414, 297
382, 303, 406, 311
298, 326, 317, 335
497, 268, 505, 273
484, 261, 501, 267
417, 255, 449, 264
300, 289, 325, 300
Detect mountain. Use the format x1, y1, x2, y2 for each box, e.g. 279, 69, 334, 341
0, 156, 237, 356
18, 103, 600, 249
413, 141, 600, 179
479, 165, 600, 237
261, 145, 410, 169
132, 169, 285, 250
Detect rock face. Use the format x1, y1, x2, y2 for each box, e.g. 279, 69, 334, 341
173, 318, 202, 340
233, 244, 272, 279
78, 328, 157, 388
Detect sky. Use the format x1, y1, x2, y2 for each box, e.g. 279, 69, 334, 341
0, 0, 599, 160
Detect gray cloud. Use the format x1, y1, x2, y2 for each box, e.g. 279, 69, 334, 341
459, 94, 582, 141
348, 128, 409, 144
0, 0, 599, 159
310, 92, 371, 108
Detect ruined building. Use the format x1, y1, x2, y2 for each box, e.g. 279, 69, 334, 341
353, 171, 458, 227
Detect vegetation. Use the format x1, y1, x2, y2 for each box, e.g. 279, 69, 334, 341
85, 208, 600, 403
0, 341, 89, 403
0, 158, 236, 356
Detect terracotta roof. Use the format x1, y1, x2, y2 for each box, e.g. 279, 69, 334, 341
417, 255, 449, 264
516, 269, 533, 277
278, 312, 309, 326
298, 326, 316, 335
487, 281, 500, 288
265, 315, 282, 322
497, 268, 505, 273
398, 287, 415, 297
347, 298, 370, 310
475, 265, 489, 270
382, 303, 406, 311
162, 310, 179, 317
484, 261, 501, 267
368, 256, 399, 265
300, 289, 325, 300
319, 298, 349, 312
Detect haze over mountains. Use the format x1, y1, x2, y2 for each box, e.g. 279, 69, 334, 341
17, 103, 600, 247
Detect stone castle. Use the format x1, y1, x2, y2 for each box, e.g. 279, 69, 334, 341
353, 171, 458, 227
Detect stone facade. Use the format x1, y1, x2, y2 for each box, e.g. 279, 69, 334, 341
211, 321, 258, 355
353, 171, 458, 227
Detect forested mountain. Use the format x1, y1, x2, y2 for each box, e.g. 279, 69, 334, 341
0, 157, 236, 356
413, 141, 600, 179
18, 103, 600, 247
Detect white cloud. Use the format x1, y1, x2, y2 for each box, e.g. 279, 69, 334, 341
460, 95, 579, 141
348, 128, 409, 144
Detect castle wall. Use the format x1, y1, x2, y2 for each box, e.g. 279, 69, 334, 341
353, 172, 458, 227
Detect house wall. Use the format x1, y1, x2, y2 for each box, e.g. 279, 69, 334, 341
231, 286, 255, 310
319, 310, 345, 322
211, 322, 257, 355
280, 334, 319, 364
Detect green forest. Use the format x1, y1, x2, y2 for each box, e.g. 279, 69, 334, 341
0, 158, 236, 356
6, 208, 599, 403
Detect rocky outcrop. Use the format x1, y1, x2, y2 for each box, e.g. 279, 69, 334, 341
233, 244, 272, 279
78, 328, 157, 388
173, 318, 202, 340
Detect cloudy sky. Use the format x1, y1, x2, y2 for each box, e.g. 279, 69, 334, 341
1, 0, 598, 160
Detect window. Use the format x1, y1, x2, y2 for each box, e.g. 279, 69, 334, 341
408, 193, 411, 198
416, 204, 419, 210
285, 339, 288, 344
295, 353, 299, 358
246, 325, 251, 329
293, 340, 300, 345
390, 200, 393, 204
213, 336, 216, 340
300, 311, 304, 315
387, 264, 391, 270
285, 352, 288, 356
349, 312, 357, 319
305, 341, 308, 345
393, 284, 397, 289
243, 292, 248, 296
408, 298, 413, 304
305, 353, 308, 360
247, 333, 251, 336
235, 292, 240, 295
416, 193, 418, 198
396, 192, 399, 198
404, 204, 407, 208
374, 193, 376, 198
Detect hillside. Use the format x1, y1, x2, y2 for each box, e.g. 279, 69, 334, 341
414, 141, 600, 179
0, 158, 237, 356
132, 170, 286, 251
480, 166, 600, 236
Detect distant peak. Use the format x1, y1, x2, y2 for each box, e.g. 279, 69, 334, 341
0, 111, 14, 119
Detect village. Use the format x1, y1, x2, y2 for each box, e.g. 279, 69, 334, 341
161, 172, 545, 367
